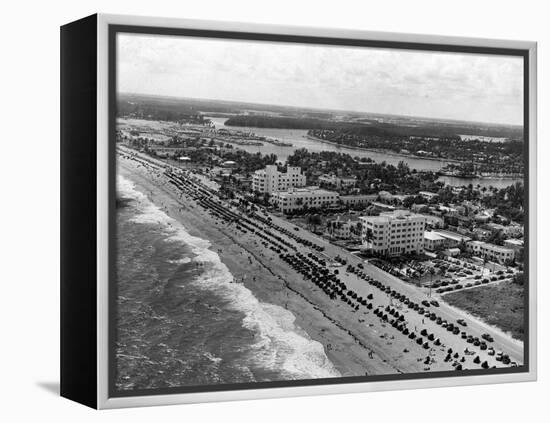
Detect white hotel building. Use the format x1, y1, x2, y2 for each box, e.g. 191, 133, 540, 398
466, 241, 515, 264
270, 187, 340, 213
360, 211, 426, 256
252, 165, 306, 194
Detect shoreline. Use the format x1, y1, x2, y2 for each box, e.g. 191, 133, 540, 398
117, 159, 402, 377
304, 134, 524, 179
116, 147, 523, 380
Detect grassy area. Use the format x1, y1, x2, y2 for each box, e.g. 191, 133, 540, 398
443, 281, 524, 341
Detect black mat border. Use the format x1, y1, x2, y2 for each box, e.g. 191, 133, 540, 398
107, 23, 531, 399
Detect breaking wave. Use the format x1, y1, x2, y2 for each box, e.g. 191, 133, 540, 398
117, 175, 340, 380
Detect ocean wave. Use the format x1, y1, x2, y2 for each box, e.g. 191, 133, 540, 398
117, 175, 340, 380
167, 257, 192, 265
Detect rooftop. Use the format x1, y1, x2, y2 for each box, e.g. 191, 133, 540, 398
504, 239, 524, 246
424, 231, 445, 241
433, 230, 471, 243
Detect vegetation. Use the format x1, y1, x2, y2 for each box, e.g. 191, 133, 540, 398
444, 281, 524, 340
310, 128, 524, 175
481, 182, 525, 223
286, 148, 441, 195
225, 115, 345, 130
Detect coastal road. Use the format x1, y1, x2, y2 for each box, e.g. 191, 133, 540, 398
267, 212, 524, 367
119, 147, 523, 371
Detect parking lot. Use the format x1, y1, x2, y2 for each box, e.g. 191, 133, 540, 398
370, 255, 518, 295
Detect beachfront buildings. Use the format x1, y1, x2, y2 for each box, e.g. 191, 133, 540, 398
252, 165, 306, 194
270, 187, 339, 213
360, 211, 426, 256
466, 241, 516, 264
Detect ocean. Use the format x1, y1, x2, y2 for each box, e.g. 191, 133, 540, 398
115, 175, 339, 391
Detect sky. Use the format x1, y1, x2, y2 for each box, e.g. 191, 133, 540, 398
117, 33, 524, 126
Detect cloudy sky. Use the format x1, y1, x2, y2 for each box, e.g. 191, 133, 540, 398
117, 33, 524, 125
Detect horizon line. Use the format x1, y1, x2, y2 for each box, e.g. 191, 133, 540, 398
118, 91, 524, 129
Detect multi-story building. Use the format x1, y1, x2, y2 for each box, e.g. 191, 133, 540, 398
270, 187, 339, 213
466, 241, 515, 264
252, 165, 306, 193
360, 210, 426, 256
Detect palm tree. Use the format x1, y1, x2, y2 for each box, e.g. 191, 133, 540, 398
428, 267, 436, 297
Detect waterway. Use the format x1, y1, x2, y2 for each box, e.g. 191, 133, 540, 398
208, 117, 523, 189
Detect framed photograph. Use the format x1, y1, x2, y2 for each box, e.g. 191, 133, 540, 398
60, 14, 537, 409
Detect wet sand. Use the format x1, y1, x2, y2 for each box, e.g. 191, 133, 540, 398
116, 148, 518, 379
118, 157, 416, 377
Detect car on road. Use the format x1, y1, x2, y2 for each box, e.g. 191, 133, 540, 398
481, 333, 494, 342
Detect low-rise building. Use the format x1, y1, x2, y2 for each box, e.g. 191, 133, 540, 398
431, 230, 471, 248
419, 191, 439, 201
424, 231, 446, 251
444, 247, 461, 257
270, 187, 339, 213
466, 241, 515, 264
318, 174, 357, 189
360, 210, 426, 256
340, 194, 377, 207
252, 165, 306, 193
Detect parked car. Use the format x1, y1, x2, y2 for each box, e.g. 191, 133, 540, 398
481, 333, 494, 342
457, 319, 467, 327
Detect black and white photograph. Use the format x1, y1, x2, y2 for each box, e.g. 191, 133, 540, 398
4, 0, 550, 420
112, 29, 529, 396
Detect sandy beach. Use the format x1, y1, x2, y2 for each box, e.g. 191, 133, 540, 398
118, 159, 398, 376
116, 148, 522, 379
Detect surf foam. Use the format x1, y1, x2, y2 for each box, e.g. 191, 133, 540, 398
117, 175, 341, 380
